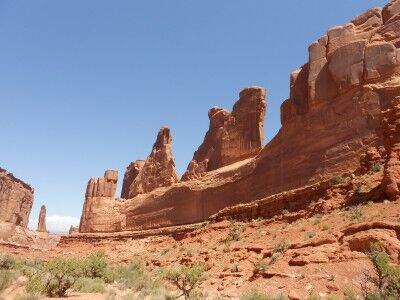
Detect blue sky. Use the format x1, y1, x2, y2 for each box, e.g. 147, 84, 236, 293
0, 0, 388, 232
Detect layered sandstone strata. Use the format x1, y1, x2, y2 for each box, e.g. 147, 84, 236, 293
79, 170, 122, 233
37, 205, 47, 233
0, 168, 33, 227
79, 0, 400, 233
121, 127, 179, 199
182, 87, 266, 181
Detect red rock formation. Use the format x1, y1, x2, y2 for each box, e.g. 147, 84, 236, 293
182, 87, 266, 181
79, 0, 400, 233
122, 127, 179, 198
37, 205, 47, 233
0, 167, 33, 227
120, 160, 145, 198
79, 170, 122, 233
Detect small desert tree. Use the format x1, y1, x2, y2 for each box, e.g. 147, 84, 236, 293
164, 263, 207, 300
26, 256, 85, 297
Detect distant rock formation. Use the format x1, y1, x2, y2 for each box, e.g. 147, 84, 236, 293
69, 225, 79, 234
79, 170, 122, 233
0, 167, 33, 227
182, 87, 266, 181
78, 0, 400, 233
121, 127, 179, 198
37, 205, 47, 232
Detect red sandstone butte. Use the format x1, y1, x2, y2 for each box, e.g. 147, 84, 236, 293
78, 0, 400, 233
0, 167, 33, 227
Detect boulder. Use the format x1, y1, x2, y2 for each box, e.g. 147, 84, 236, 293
0, 167, 33, 227
181, 86, 266, 181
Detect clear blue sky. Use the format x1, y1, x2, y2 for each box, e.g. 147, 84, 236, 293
0, 0, 388, 232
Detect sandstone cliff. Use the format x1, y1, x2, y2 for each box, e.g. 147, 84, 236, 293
0, 167, 33, 227
79, 170, 122, 233
79, 0, 400, 233
126, 127, 179, 198
182, 87, 266, 181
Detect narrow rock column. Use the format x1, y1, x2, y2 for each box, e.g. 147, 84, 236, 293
37, 205, 47, 232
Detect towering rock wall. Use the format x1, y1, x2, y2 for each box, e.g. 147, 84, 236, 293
0, 167, 33, 227
79, 0, 400, 233
182, 87, 266, 181
121, 127, 179, 199
79, 170, 122, 233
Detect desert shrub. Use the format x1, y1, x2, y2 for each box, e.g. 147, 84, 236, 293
282, 209, 289, 215
312, 214, 322, 225
360, 243, 400, 300
349, 206, 363, 222
332, 175, 345, 185
230, 263, 240, 273
274, 239, 290, 254
82, 250, 107, 279
307, 291, 322, 300
227, 221, 245, 241
105, 260, 160, 295
0, 269, 13, 292
304, 231, 316, 240
355, 184, 365, 194
371, 163, 382, 173
0, 254, 16, 270
163, 263, 207, 300
26, 256, 86, 297
255, 260, 269, 271
343, 288, 357, 300
326, 295, 340, 300
74, 277, 105, 293
240, 288, 272, 300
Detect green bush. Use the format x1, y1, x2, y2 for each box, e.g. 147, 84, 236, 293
348, 206, 363, 222
0, 269, 13, 292
82, 250, 107, 278
74, 277, 105, 293
26, 256, 86, 297
105, 260, 161, 295
0, 254, 16, 270
371, 162, 382, 173
332, 175, 345, 185
163, 263, 207, 300
361, 243, 400, 299
307, 291, 322, 300
304, 231, 316, 240
343, 288, 357, 300
240, 288, 288, 300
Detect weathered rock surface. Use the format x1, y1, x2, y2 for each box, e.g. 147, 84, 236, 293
78, 1, 400, 232
182, 87, 266, 181
120, 160, 145, 199
127, 127, 179, 198
79, 170, 122, 233
37, 205, 47, 233
0, 167, 33, 227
